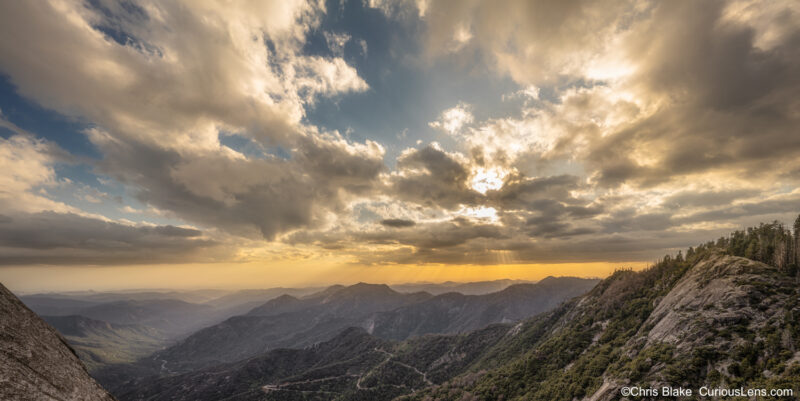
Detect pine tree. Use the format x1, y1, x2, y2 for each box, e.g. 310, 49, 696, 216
745, 241, 757, 260
794, 214, 800, 266
773, 235, 787, 271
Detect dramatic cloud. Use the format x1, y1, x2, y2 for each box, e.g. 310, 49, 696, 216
362, 0, 800, 264
0, 132, 223, 265
0, 0, 799, 270
389, 144, 481, 209
590, 0, 800, 186
0, 0, 378, 243
419, 0, 634, 83
90, 128, 384, 239
0, 211, 221, 265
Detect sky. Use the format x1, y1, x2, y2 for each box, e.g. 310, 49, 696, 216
1, 0, 799, 292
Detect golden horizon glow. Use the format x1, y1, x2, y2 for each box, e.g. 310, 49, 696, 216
0, 261, 650, 294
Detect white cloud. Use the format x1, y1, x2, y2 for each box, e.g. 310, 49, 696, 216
358, 39, 368, 57
0, 0, 367, 151
429, 103, 474, 135
419, 0, 635, 85
0, 134, 75, 214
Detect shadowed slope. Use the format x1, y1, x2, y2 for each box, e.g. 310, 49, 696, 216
0, 283, 115, 401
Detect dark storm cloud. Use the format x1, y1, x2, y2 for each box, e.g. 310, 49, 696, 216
349, 217, 507, 253
353, 224, 736, 265
293, 216, 507, 251
294, 135, 385, 194
631, 1, 799, 112
390, 145, 481, 209
0, 211, 221, 265
93, 131, 384, 240
583, 0, 800, 188
380, 219, 416, 228
488, 174, 584, 209
482, 174, 603, 239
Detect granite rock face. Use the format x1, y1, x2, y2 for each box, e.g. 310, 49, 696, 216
0, 283, 115, 401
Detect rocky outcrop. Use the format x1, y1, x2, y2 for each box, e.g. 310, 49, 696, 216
0, 283, 115, 401
643, 255, 787, 349
405, 251, 800, 401
587, 253, 800, 400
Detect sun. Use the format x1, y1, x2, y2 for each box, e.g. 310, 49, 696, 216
470, 166, 506, 194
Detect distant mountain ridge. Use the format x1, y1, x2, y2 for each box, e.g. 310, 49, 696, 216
97, 277, 597, 391
22, 289, 230, 304
110, 251, 800, 401
22, 280, 552, 378
390, 279, 534, 295
24, 296, 255, 339
203, 287, 325, 315
247, 283, 433, 317
134, 283, 434, 375
20, 291, 320, 375
363, 277, 598, 339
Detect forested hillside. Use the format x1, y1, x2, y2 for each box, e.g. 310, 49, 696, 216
404, 222, 800, 400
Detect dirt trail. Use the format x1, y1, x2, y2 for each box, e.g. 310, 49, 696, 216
262, 346, 432, 394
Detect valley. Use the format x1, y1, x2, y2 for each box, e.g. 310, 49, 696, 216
107, 249, 800, 401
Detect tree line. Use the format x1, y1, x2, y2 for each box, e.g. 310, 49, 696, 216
684, 214, 800, 275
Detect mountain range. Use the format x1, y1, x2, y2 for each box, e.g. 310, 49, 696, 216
13, 278, 576, 381
389, 279, 535, 296
110, 251, 800, 401
110, 277, 596, 379
18, 287, 335, 374
365, 276, 598, 340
